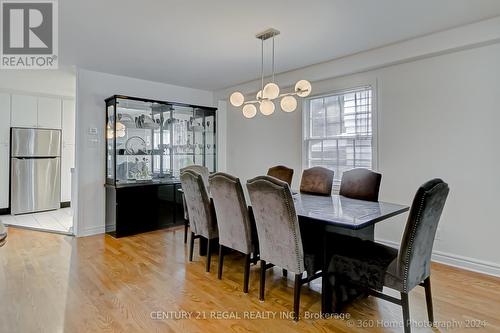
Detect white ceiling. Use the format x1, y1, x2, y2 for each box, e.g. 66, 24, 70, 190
60, 0, 500, 91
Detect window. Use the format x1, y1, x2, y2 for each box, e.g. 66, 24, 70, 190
303, 87, 374, 180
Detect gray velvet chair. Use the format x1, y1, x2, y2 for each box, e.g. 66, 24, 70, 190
0, 221, 6, 247
267, 165, 294, 186
328, 179, 449, 333
339, 168, 382, 202
180, 169, 218, 272
180, 165, 209, 243
246, 175, 321, 321
325, 168, 382, 240
209, 172, 256, 293
300, 166, 334, 196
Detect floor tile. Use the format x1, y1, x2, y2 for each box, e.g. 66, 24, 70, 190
0, 208, 73, 234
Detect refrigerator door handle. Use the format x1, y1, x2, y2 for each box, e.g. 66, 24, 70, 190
14, 156, 58, 159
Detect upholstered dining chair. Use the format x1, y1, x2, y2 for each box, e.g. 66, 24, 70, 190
328, 179, 449, 333
339, 168, 382, 202
209, 172, 256, 293
0, 221, 7, 247
246, 175, 321, 321
300, 166, 334, 196
180, 165, 210, 243
267, 165, 294, 186
180, 169, 218, 272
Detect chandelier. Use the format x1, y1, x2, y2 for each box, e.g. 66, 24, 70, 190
229, 28, 312, 118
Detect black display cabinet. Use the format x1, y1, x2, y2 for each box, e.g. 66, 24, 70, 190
104, 95, 217, 237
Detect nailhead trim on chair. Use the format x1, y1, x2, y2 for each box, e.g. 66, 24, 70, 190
281, 187, 303, 274
402, 192, 427, 293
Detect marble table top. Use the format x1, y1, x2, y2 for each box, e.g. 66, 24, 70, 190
178, 184, 409, 230
293, 193, 409, 230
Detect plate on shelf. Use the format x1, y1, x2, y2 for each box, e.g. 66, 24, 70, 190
125, 136, 147, 155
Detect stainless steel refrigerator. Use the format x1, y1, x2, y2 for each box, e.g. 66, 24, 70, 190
10, 128, 61, 215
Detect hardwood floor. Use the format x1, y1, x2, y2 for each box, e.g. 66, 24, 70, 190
1, 226, 499, 333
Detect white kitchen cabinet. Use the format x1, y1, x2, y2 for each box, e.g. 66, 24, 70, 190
0, 93, 10, 143
11, 94, 38, 128
62, 99, 75, 145
61, 144, 74, 202
0, 144, 9, 209
38, 97, 62, 129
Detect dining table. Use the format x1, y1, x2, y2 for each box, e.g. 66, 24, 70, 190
292, 192, 409, 314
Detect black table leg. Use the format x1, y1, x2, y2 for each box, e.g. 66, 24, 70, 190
321, 230, 333, 314
320, 225, 375, 314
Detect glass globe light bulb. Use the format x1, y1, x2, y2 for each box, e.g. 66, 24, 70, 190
242, 104, 257, 118
280, 95, 297, 112
230, 91, 244, 107
256, 90, 263, 100
259, 100, 275, 116
295, 80, 312, 97
263, 83, 280, 100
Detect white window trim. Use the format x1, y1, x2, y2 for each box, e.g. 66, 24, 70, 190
301, 83, 379, 189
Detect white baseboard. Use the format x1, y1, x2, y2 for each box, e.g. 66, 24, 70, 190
77, 225, 105, 237
376, 238, 500, 278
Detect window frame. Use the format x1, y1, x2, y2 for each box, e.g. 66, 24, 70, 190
302, 85, 379, 183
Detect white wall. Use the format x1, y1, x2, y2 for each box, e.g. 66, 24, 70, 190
0, 68, 75, 97
75, 69, 214, 236
226, 95, 304, 186
218, 27, 500, 275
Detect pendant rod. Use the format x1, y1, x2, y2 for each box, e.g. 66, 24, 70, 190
261, 38, 264, 99
272, 35, 275, 83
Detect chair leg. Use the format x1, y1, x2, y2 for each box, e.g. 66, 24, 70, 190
243, 254, 251, 293
217, 245, 224, 279
282, 269, 288, 278
423, 277, 434, 324
259, 260, 266, 301
189, 232, 195, 261
206, 239, 212, 272
184, 221, 189, 244
401, 292, 411, 333
293, 273, 302, 321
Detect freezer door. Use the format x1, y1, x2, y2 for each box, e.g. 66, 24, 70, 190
11, 157, 61, 214
11, 128, 61, 157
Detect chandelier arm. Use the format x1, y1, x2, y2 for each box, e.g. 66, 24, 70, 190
278, 92, 296, 98
243, 100, 259, 105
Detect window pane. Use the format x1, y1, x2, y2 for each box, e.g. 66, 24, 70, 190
310, 98, 325, 138
308, 140, 323, 166
325, 96, 342, 137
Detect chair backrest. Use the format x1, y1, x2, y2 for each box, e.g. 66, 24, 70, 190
180, 169, 217, 239
300, 167, 334, 196
180, 165, 209, 190
246, 175, 305, 274
339, 168, 382, 202
397, 179, 449, 292
209, 172, 253, 254
267, 165, 294, 186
